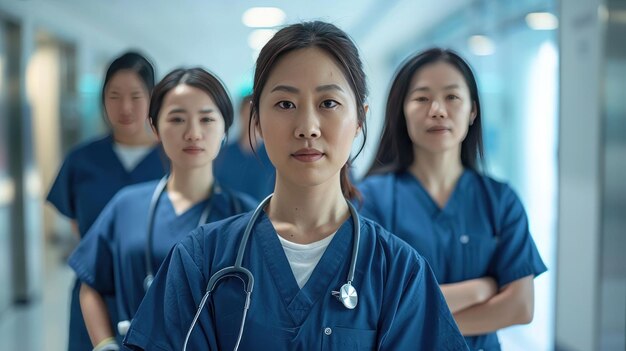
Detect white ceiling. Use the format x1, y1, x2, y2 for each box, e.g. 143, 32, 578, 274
2, 0, 469, 90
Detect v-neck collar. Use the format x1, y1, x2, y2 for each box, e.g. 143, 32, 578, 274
254, 212, 353, 325
105, 134, 159, 175
400, 169, 470, 217
160, 189, 212, 222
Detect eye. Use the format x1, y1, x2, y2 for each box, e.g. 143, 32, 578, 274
414, 96, 429, 102
276, 101, 295, 109
168, 116, 184, 123
132, 95, 143, 100
446, 94, 460, 100
320, 99, 339, 109
200, 116, 215, 123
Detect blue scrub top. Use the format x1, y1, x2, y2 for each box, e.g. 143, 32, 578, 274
358, 170, 547, 351
47, 134, 166, 351
69, 180, 256, 335
47, 134, 167, 236
123, 212, 469, 351
213, 141, 275, 201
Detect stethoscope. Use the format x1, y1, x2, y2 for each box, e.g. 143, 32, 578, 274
117, 175, 217, 336
182, 194, 361, 351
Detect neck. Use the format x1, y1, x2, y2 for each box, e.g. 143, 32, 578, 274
113, 129, 156, 147
409, 147, 464, 197
268, 174, 348, 244
167, 164, 214, 205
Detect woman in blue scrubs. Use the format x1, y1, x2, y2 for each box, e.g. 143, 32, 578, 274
358, 48, 547, 351
213, 95, 275, 201
69, 68, 255, 351
47, 52, 165, 351
124, 22, 467, 351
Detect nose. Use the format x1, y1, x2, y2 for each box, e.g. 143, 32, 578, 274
184, 120, 202, 141
429, 99, 447, 118
294, 107, 320, 140
121, 97, 133, 115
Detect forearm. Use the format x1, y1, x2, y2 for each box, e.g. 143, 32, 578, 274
79, 283, 115, 347
440, 277, 496, 313
453, 275, 534, 335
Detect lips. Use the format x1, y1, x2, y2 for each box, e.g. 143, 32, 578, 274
291, 148, 324, 162
183, 146, 204, 154
427, 126, 451, 133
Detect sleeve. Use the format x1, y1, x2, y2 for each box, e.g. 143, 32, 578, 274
490, 186, 548, 287
123, 233, 219, 351
67, 198, 117, 295
378, 255, 468, 350
46, 154, 77, 219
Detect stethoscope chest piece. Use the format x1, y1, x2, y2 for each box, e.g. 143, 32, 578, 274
332, 282, 358, 309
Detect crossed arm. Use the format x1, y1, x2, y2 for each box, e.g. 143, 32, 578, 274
440, 275, 535, 335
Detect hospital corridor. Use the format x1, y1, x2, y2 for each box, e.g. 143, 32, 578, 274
0, 0, 625, 350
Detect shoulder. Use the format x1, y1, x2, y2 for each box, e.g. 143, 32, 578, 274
466, 170, 521, 205
65, 135, 112, 160
358, 172, 398, 201
176, 213, 251, 264
108, 180, 159, 208
359, 216, 422, 267
226, 188, 258, 212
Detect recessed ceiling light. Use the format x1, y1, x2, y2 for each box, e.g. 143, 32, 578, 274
468, 35, 496, 56
242, 7, 286, 28
525, 12, 558, 30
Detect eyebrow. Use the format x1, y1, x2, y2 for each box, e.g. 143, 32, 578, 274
167, 108, 215, 114
269, 84, 346, 94
410, 84, 461, 93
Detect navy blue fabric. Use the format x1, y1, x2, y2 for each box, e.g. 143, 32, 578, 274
358, 170, 547, 351
213, 142, 275, 201
69, 180, 255, 347
124, 213, 468, 350
47, 135, 166, 351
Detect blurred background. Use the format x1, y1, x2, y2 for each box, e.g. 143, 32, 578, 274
0, 0, 624, 350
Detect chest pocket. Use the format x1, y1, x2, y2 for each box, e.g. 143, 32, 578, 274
322, 326, 376, 350
459, 234, 498, 279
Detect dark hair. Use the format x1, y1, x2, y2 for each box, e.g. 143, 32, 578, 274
149, 68, 234, 134
101, 51, 155, 106
367, 48, 484, 176
250, 21, 368, 200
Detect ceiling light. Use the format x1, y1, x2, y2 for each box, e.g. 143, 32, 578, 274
468, 35, 495, 56
248, 29, 277, 51
525, 12, 558, 30
242, 7, 286, 28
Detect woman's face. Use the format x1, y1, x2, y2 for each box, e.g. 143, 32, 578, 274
155, 84, 225, 170
257, 47, 361, 189
104, 70, 150, 138
403, 61, 476, 156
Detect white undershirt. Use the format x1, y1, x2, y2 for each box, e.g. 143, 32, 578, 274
277, 232, 336, 289
112, 143, 152, 172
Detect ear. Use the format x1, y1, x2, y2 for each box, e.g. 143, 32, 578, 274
149, 117, 160, 141
469, 102, 477, 126
253, 111, 263, 139
356, 103, 368, 137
